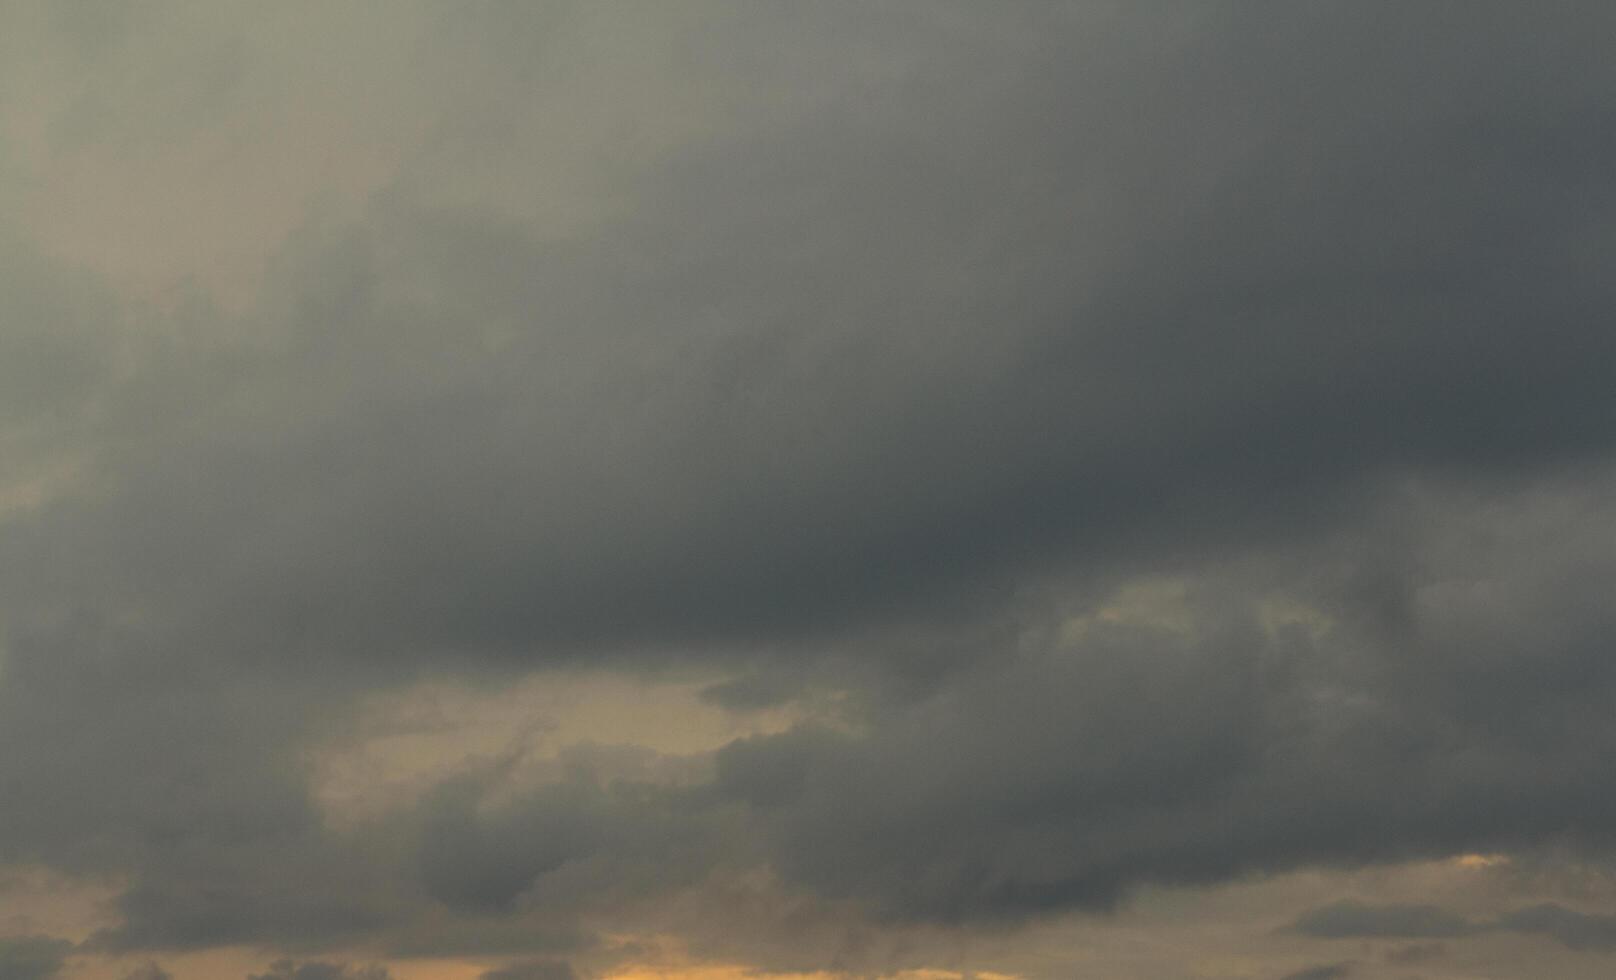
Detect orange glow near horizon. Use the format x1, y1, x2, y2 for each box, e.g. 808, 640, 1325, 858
597, 966, 1017, 980
603, 968, 837, 980
1453, 853, 1509, 869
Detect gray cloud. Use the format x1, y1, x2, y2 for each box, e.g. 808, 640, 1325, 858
1279, 965, 1352, 980
693, 481, 1616, 921
1292, 901, 1477, 940
7, 2, 1616, 675
1292, 899, 1616, 953
1496, 904, 1616, 952
0, 937, 71, 980
90, 843, 396, 952
1384, 943, 1445, 965
381, 919, 595, 961
0, 1, 1614, 974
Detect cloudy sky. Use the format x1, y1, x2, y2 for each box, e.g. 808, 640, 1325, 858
1, 2, 1615, 979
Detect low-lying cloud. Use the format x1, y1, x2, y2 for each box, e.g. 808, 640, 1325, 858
1293, 899, 1616, 952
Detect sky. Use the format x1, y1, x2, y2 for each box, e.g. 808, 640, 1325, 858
1, 2, 1615, 979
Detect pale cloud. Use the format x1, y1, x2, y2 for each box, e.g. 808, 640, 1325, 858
309, 672, 806, 827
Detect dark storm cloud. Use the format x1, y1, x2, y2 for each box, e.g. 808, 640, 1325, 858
0, 0, 1615, 968
0, 937, 71, 980
7, 1, 1616, 673
118, 965, 173, 980
700, 474, 1616, 921
288, 476, 1615, 935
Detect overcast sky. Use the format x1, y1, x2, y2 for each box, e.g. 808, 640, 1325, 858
2, 3, 1615, 979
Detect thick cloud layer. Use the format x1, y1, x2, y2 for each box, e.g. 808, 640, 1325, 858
0, 2, 1614, 977
6, 2, 1615, 670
